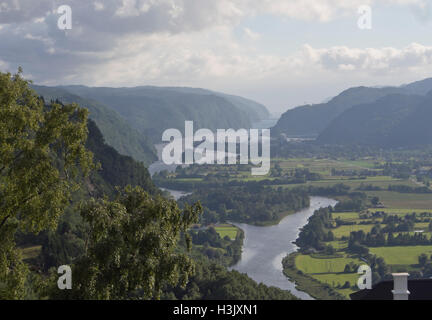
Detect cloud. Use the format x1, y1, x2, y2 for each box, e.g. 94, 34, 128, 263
0, 0, 53, 24
303, 43, 432, 73
1, 0, 432, 112
243, 27, 261, 40
0, 0, 428, 29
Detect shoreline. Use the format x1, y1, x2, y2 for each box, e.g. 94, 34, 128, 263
230, 196, 337, 300
282, 252, 346, 300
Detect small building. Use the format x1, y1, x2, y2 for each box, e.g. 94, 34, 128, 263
350, 273, 432, 300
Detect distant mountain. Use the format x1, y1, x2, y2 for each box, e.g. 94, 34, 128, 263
153, 87, 270, 122
382, 92, 432, 147
402, 78, 432, 95
273, 78, 432, 137
273, 86, 405, 137
32, 85, 157, 166
317, 94, 426, 146
60, 85, 270, 142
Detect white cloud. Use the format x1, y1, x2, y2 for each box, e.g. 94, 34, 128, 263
242, 0, 428, 22
1, 0, 432, 112
115, 0, 140, 17
303, 43, 432, 72
93, 2, 104, 11
1, 0, 427, 28
243, 27, 261, 40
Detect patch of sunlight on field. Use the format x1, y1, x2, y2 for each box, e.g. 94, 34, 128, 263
414, 222, 431, 230
281, 177, 416, 190
311, 273, 359, 287
337, 288, 356, 299
214, 226, 238, 240
332, 224, 377, 239
332, 212, 359, 220
295, 254, 363, 274
336, 160, 378, 169
369, 246, 432, 265
327, 241, 348, 250
366, 191, 432, 210
369, 208, 432, 215
175, 178, 203, 182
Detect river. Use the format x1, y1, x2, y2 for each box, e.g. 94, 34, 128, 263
151, 163, 336, 299
147, 118, 278, 177
160, 188, 191, 201
230, 196, 338, 300
147, 119, 335, 299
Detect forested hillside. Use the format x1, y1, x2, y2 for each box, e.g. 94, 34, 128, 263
2, 70, 295, 301
317, 92, 432, 147
15, 115, 160, 276
60, 85, 269, 142
272, 86, 404, 137
32, 85, 157, 166
150, 86, 270, 122
85, 119, 159, 197
273, 77, 432, 138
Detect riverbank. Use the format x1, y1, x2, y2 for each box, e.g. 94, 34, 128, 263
282, 253, 346, 300
160, 188, 191, 201
252, 208, 305, 227
231, 196, 338, 300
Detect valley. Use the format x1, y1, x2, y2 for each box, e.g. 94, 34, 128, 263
3, 69, 432, 301
154, 153, 432, 300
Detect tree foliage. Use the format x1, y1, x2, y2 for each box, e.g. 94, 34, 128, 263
51, 186, 202, 300
0, 69, 93, 298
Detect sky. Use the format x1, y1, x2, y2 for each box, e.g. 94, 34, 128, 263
1, 0, 432, 115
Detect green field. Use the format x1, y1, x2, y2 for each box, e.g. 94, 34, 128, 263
332, 212, 359, 220
267, 157, 432, 299
279, 177, 416, 190
369, 246, 432, 265
214, 225, 238, 240
295, 254, 363, 274
369, 208, 432, 215
311, 273, 359, 287
366, 191, 432, 210
311, 272, 359, 297
294, 254, 364, 298
414, 222, 431, 230
20, 245, 42, 260
327, 240, 349, 250
337, 159, 379, 169
332, 224, 377, 239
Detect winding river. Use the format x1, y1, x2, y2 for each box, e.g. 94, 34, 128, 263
149, 154, 337, 299
230, 196, 338, 300
147, 121, 337, 299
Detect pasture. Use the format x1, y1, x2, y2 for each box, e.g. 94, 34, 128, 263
295, 254, 363, 274
369, 246, 432, 265
214, 225, 238, 240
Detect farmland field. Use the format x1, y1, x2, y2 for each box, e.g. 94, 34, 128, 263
365, 191, 432, 210
369, 208, 432, 215
332, 224, 377, 239
311, 273, 359, 287
369, 246, 432, 265
295, 254, 364, 274
279, 177, 417, 190
214, 225, 238, 240
332, 212, 359, 220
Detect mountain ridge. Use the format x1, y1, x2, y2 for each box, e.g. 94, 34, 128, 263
272, 77, 432, 138
32, 85, 158, 166
57, 85, 270, 143
32, 84, 270, 164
